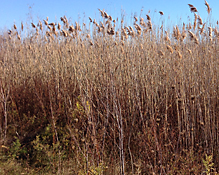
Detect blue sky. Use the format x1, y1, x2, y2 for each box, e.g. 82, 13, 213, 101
0, 0, 218, 31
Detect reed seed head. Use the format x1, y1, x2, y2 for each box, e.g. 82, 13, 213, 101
204, 0, 211, 14
159, 11, 164, 15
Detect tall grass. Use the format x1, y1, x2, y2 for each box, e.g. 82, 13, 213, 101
0, 1, 219, 174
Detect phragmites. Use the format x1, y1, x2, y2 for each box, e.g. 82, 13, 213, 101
200, 23, 206, 34
188, 4, 198, 13
128, 26, 135, 37
60, 16, 69, 27
197, 15, 203, 25
134, 16, 138, 22
173, 25, 181, 41
17, 34, 21, 40
107, 28, 115, 35
140, 18, 146, 27
134, 24, 142, 35
52, 25, 56, 33
188, 30, 199, 44
8, 30, 12, 35
98, 9, 104, 17
58, 23, 61, 30
89, 17, 92, 23
146, 14, 151, 21
31, 23, 36, 28
166, 45, 173, 53
164, 31, 171, 44
187, 49, 192, 54
75, 22, 81, 31
186, 22, 192, 30
134, 24, 141, 31
61, 30, 68, 37
159, 11, 164, 15
47, 25, 52, 31
176, 51, 182, 59
108, 15, 112, 21
181, 23, 187, 40
4, 4, 217, 52
46, 31, 51, 37
147, 20, 152, 30
158, 50, 165, 57
48, 22, 55, 27
38, 21, 43, 31
208, 27, 212, 41
69, 25, 74, 32
145, 14, 152, 30
121, 28, 128, 39
89, 40, 94, 46
193, 13, 197, 30
204, 0, 211, 14
43, 19, 48, 26
21, 22, 24, 31
60, 17, 66, 23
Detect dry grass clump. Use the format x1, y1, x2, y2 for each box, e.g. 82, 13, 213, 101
0, 1, 219, 174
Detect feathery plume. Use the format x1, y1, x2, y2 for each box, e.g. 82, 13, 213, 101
89, 40, 94, 46
60, 17, 66, 23
167, 45, 173, 53
104, 12, 109, 19
58, 23, 61, 30
198, 15, 203, 25
61, 30, 68, 37
38, 21, 43, 31
44, 19, 48, 26
17, 35, 21, 40
134, 16, 138, 22
98, 9, 104, 17
31, 23, 36, 28
177, 51, 182, 59
8, 30, 12, 35
190, 7, 198, 13
89, 17, 92, 23
69, 25, 74, 32
158, 50, 165, 57
21, 22, 23, 31
49, 23, 55, 26
146, 14, 151, 21
204, 0, 211, 14
147, 20, 152, 30
159, 11, 164, 15
193, 13, 197, 30
47, 25, 52, 31
188, 4, 198, 13
109, 15, 112, 21
188, 30, 199, 44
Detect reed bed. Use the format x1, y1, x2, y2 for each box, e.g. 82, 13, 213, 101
0, 1, 219, 174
